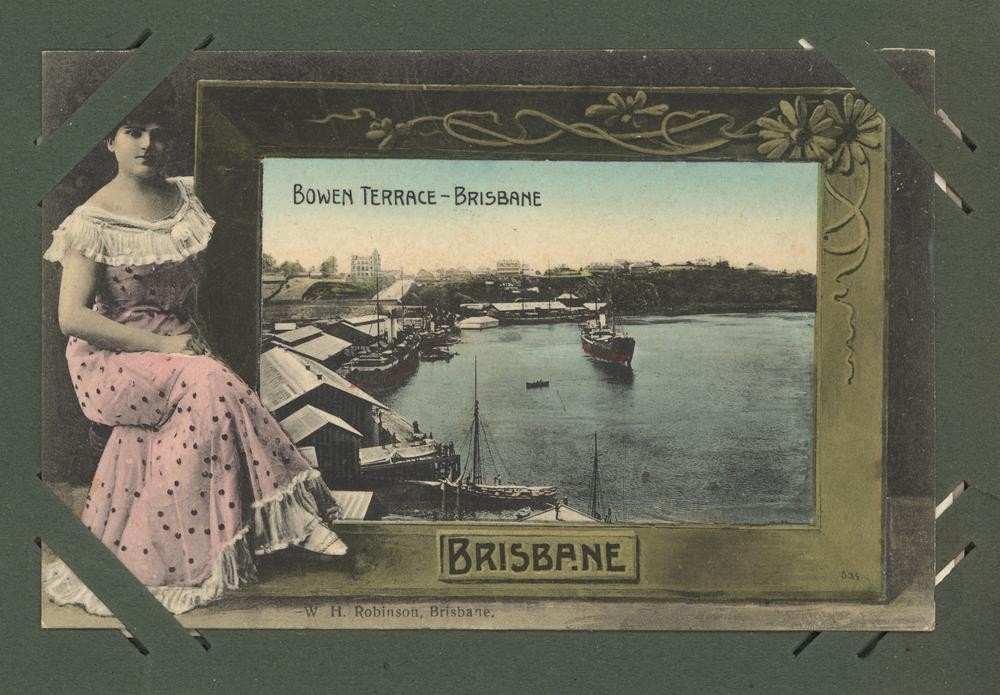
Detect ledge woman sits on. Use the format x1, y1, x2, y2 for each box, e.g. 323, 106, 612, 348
43, 112, 346, 617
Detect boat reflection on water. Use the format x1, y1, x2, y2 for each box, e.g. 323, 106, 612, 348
587, 358, 635, 386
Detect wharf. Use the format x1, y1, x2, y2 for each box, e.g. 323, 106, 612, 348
359, 439, 460, 484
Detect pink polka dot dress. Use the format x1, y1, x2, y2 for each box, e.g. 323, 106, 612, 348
43, 177, 341, 615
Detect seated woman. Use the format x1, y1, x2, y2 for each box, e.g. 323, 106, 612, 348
43, 105, 346, 616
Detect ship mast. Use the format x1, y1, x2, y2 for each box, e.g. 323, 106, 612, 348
589, 431, 600, 519
374, 253, 383, 339
472, 357, 482, 485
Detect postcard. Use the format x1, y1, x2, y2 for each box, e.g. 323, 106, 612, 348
40, 50, 934, 630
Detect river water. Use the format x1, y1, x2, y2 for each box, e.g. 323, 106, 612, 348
380, 312, 815, 525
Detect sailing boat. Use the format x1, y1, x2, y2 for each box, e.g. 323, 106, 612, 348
445, 358, 557, 507
588, 432, 613, 523
516, 432, 613, 523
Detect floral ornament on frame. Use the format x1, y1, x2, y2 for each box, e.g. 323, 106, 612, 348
756, 96, 838, 163
308, 92, 754, 155
583, 90, 671, 128
823, 93, 883, 174
755, 94, 883, 176
311, 92, 883, 170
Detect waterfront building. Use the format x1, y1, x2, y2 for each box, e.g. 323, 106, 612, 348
490, 301, 572, 314
279, 405, 363, 483
260, 346, 388, 443
459, 302, 491, 315
351, 248, 382, 278
345, 314, 392, 339
296, 447, 378, 518
485, 300, 585, 324
270, 325, 322, 343
267, 324, 354, 368
358, 441, 460, 484
321, 319, 379, 347
260, 345, 457, 489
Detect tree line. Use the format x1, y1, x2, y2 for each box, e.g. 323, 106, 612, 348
263, 253, 338, 276
404, 267, 816, 316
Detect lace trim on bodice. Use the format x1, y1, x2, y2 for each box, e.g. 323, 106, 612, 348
43, 177, 215, 267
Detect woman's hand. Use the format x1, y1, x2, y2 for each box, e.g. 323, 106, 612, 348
59, 249, 200, 354
159, 334, 209, 356
57, 250, 215, 355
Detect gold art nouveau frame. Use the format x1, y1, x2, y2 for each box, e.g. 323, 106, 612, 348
41, 50, 934, 631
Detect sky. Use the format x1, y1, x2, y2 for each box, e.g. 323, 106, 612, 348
261, 158, 820, 273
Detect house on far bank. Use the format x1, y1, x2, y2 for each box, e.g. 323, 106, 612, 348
351, 248, 381, 279
495, 258, 523, 277
444, 267, 473, 282
659, 262, 704, 272
556, 293, 584, 307
585, 261, 626, 274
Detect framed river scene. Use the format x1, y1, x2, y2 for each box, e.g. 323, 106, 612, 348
40, 50, 934, 630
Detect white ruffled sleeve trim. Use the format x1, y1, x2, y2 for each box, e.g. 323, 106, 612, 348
43, 177, 215, 267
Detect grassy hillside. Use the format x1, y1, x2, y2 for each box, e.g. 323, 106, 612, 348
263, 277, 376, 302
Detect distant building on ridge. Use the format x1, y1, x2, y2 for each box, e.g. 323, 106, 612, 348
351, 248, 382, 278
495, 259, 523, 277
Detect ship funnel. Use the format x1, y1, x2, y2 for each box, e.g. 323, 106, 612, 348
389, 314, 397, 342
598, 313, 607, 328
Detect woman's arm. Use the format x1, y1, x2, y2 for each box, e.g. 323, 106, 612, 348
58, 249, 204, 355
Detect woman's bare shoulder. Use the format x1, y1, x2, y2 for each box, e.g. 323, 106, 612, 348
83, 179, 181, 219
83, 181, 129, 213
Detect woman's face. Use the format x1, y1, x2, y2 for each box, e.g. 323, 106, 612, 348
107, 122, 168, 179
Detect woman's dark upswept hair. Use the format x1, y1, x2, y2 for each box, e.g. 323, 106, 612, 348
100, 83, 183, 178
103, 83, 182, 146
